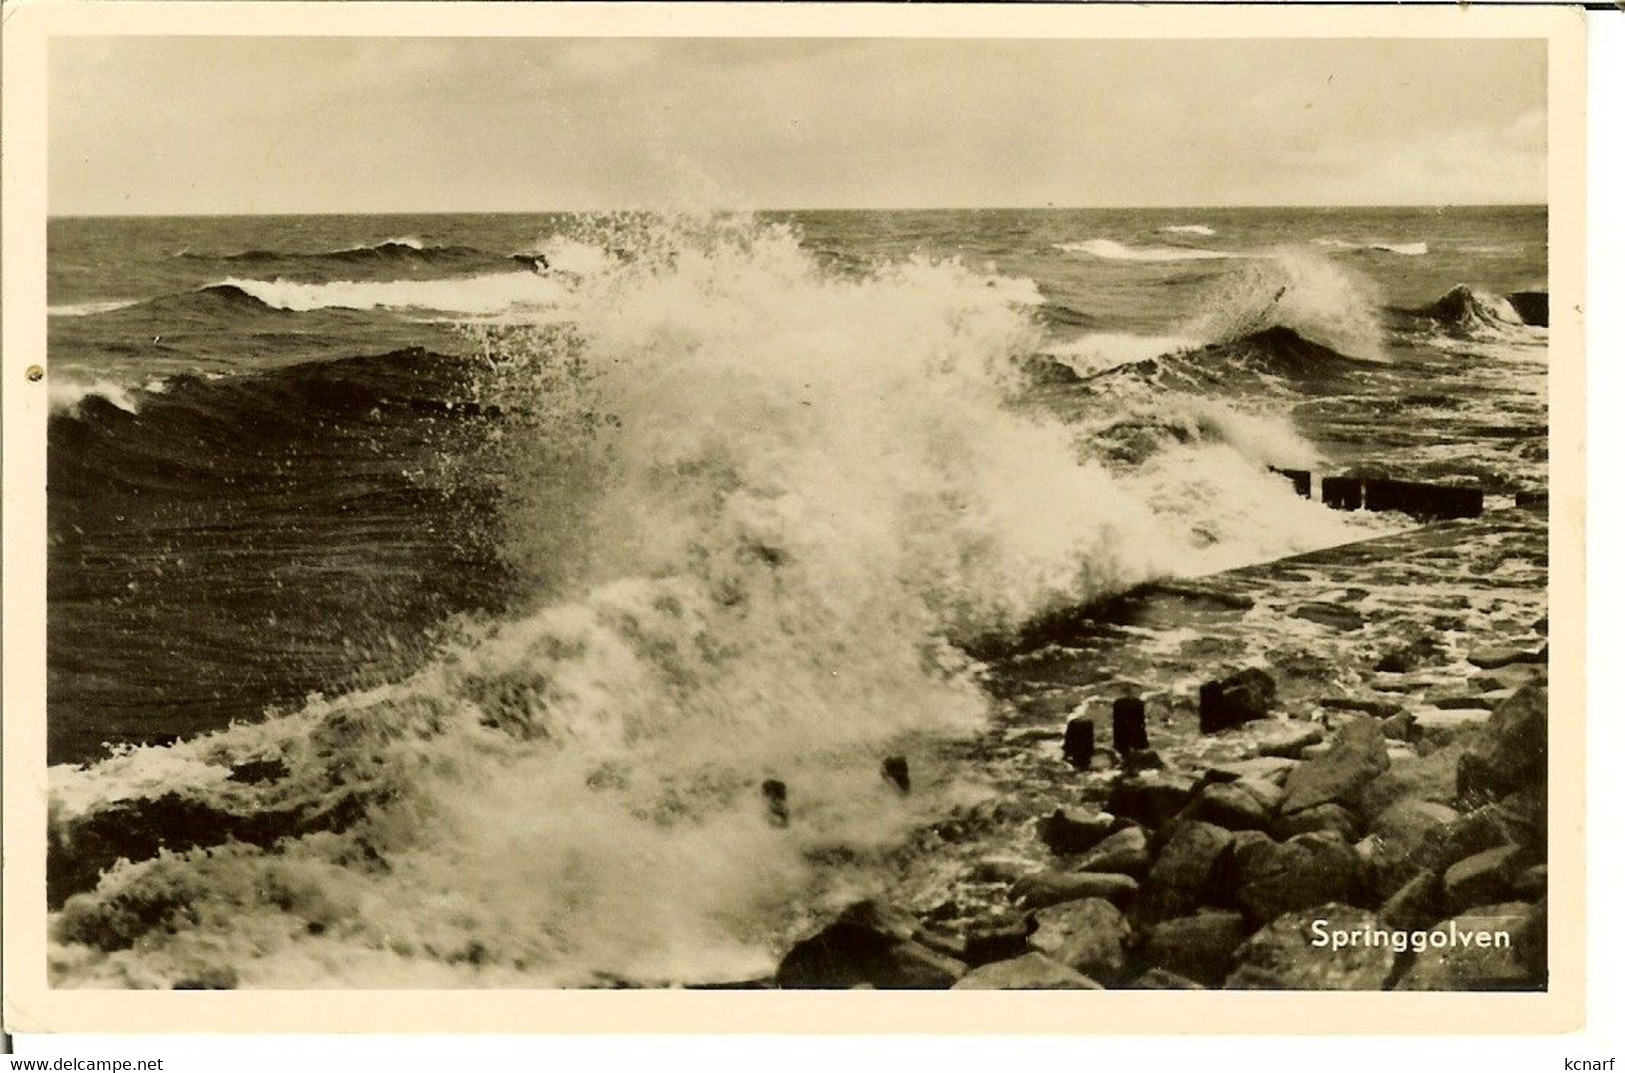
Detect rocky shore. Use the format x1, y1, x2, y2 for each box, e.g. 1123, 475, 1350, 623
768, 509, 1549, 991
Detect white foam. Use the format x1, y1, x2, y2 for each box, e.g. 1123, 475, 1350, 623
48, 299, 139, 317
1056, 238, 1241, 262
1160, 224, 1217, 237
217, 272, 572, 314
1315, 238, 1429, 257
49, 378, 143, 415
1046, 332, 1201, 376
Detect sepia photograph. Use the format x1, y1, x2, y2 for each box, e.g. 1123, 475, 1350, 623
1, 1, 1591, 1038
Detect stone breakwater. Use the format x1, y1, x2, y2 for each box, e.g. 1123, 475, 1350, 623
769, 510, 1550, 990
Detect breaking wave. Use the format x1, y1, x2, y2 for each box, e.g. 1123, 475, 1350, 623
217, 272, 573, 315
1056, 238, 1242, 262
1160, 224, 1217, 237
1315, 238, 1429, 257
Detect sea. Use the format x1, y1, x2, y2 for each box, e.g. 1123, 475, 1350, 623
44, 206, 1549, 987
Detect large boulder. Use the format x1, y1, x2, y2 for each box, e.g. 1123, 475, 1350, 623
1073, 825, 1151, 877
1036, 808, 1115, 856
1199, 668, 1277, 733
1425, 799, 1540, 872
1273, 803, 1360, 843
1108, 774, 1200, 829
1442, 844, 1531, 913
1142, 911, 1250, 987
1457, 684, 1547, 800
1028, 897, 1132, 983
1280, 716, 1391, 814
1356, 745, 1464, 821
1226, 904, 1397, 990
1255, 722, 1324, 760
1380, 870, 1445, 930
1360, 799, 1461, 898
1466, 646, 1547, 671
1228, 832, 1364, 926
1012, 870, 1139, 910
950, 952, 1101, 990
1140, 820, 1234, 921
1189, 782, 1273, 832
1394, 902, 1542, 990
775, 900, 967, 989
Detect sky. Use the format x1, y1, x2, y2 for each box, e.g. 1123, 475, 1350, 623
48, 36, 1548, 215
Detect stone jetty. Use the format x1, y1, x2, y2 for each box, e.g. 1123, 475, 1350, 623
769, 508, 1549, 991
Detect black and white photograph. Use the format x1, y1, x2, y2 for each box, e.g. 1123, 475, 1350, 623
1, 2, 1594, 1040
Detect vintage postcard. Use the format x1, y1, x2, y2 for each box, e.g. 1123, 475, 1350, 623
1, 2, 1586, 1034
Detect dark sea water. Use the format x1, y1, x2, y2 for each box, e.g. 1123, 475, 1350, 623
45, 206, 1548, 987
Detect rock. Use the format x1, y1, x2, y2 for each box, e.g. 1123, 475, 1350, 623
1291, 603, 1365, 632
1432, 695, 1493, 712
1395, 902, 1541, 990
970, 856, 1037, 884
1073, 825, 1151, 877
1255, 722, 1324, 760
1027, 898, 1131, 983
1380, 870, 1445, 930
1280, 716, 1391, 814
1381, 711, 1417, 741
1320, 696, 1405, 719
1427, 805, 1523, 873
172, 965, 239, 990
1466, 646, 1547, 670
1112, 697, 1150, 751
1234, 778, 1286, 815
1036, 808, 1114, 856
762, 779, 790, 827
1206, 757, 1297, 785
1513, 898, 1547, 981
776, 900, 967, 989
1273, 803, 1360, 843
1442, 845, 1529, 913
1374, 636, 1444, 674
1227, 905, 1397, 990
1107, 774, 1199, 829
1063, 717, 1095, 769
1141, 820, 1233, 921
1356, 745, 1463, 821
1190, 782, 1272, 832
1143, 911, 1250, 987
1012, 871, 1139, 910
951, 952, 1101, 990
1228, 833, 1364, 927
881, 756, 911, 794
1512, 864, 1548, 900
1361, 799, 1461, 898
963, 921, 1032, 967
1199, 668, 1277, 733
1131, 968, 1207, 989
1471, 663, 1546, 694
1458, 684, 1546, 799
1120, 748, 1165, 774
